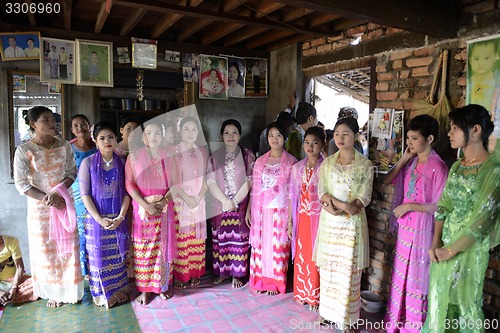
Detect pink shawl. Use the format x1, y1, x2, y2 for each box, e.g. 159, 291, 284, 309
249, 150, 297, 248
49, 183, 77, 255
389, 149, 448, 293
289, 154, 324, 259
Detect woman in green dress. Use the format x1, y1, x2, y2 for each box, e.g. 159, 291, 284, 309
422, 104, 499, 333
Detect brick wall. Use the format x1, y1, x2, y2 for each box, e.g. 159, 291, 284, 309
302, 6, 500, 319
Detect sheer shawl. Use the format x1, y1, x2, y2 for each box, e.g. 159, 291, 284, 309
50, 183, 77, 255
79, 151, 129, 269
289, 154, 324, 259
314, 150, 374, 269
206, 145, 255, 233
125, 146, 176, 263
249, 150, 297, 248
388, 150, 448, 293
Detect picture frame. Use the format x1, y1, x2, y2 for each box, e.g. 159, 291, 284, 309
76, 39, 113, 87
245, 57, 268, 98
12, 74, 26, 92
40, 37, 76, 84
48, 82, 62, 94
116, 46, 131, 64
132, 37, 157, 69
222, 55, 246, 99
0, 31, 41, 61
199, 54, 228, 100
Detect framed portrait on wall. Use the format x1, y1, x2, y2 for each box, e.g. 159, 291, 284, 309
466, 34, 500, 149
245, 57, 268, 98
12, 74, 26, 92
132, 37, 157, 69
368, 109, 405, 173
0, 32, 41, 61
40, 37, 76, 84
199, 54, 228, 100
221, 55, 246, 98
76, 39, 113, 87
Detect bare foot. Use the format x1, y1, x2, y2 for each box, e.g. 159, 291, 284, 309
314, 315, 326, 325
159, 290, 173, 300
213, 276, 230, 285
189, 278, 200, 286
174, 281, 186, 290
256, 290, 265, 294
295, 299, 307, 305
309, 304, 319, 311
135, 292, 150, 306
232, 277, 244, 288
46, 300, 63, 308
116, 292, 129, 305
266, 290, 279, 296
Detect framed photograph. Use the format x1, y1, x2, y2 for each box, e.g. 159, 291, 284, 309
117, 46, 131, 64
76, 39, 113, 87
368, 109, 405, 173
0, 32, 41, 61
222, 55, 246, 98
165, 50, 180, 62
245, 57, 268, 98
199, 55, 228, 100
40, 37, 76, 84
466, 34, 500, 149
48, 82, 61, 94
12, 74, 26, 92
132, 37, 157, 69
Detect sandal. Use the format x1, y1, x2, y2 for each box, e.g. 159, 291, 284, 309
159, 290, 173, 300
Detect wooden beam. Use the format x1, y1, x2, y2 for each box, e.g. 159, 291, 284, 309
180, 0, 247, 42
309, 13, 340, 26
331, 73, 369, 92
202, 2, 285, 45
273, 0, 458, 37
247, 30, 294, 49
95, 0, 113, 34
151, 0, 204, 39
224, 27, 267, 47
113, 0, 334, 37
25, 0, 36, 26
63, 0, 72, 31
316, 76, 369, 104
120, 8, 147, 36
355, 69, 371, 80
281, 7, 314, 22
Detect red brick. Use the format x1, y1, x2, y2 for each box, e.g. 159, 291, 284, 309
484, 292, 492, 305
489, 257, 500, 270
457, 76, 466, 86
303, 48, 316, 57
317, 44, 332, 53
370, 239, 385, 251
376, 82, 389, 91
399, 91, 409, 100
412, 66, 430, 77
386, 27, 404, 35
413, 90, 428, 99
454, 50, 467, 61
406, 56, 433, 68
403, 100, 415, 110
399, 70, 410, 79
368, 23, 382, 30
367, 275, 383, 289
486, 268, 496, 279
413, 46, 436, 57
392, 60, 403, 69
371, 199, 391, 211
378, 72, 394, 81
418, 77, 433, 87
374, 250, 385, 261
370, 259, 383, 270
347, 25, 367, 37
326, 33, 344, 42
374, 182, 395, 195
377, 91, 398, 101
310, 38, 326, 47
302, 42, 311, 50
377, 101, 404, 109
376, 64, 387, 73
390, 50, 413, 61
366, 29, 384, 40
483, 280, 500, 296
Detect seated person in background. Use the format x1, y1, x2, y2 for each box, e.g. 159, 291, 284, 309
0, 235, 37, 306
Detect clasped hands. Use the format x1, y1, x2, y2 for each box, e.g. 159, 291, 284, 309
43, 191, 66, 209
98, 215, 125, 230
320, 197, 360, 216
0, 288, 17, 306
428, 243, 455, 263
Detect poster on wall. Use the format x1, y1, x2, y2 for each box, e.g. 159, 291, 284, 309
245, 57, 268, 98
221, 55, 246, 98
40, 37, 76, 84
466, 34, 500, 150
199, 54, 228, 100
368, 109, 405, 173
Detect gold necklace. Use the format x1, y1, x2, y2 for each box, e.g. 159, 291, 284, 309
32, 137, 55, 150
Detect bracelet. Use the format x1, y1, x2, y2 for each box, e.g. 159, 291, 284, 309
321, 201, 329, 207
117, 215, 125, 221
448, 248, 453, 256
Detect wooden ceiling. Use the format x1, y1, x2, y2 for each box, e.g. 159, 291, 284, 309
0, 0, 460, 52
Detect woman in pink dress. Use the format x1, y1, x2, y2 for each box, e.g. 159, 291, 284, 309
384, 115, 448, 332
247, 122, 297, 295
288, 126, 325, 310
